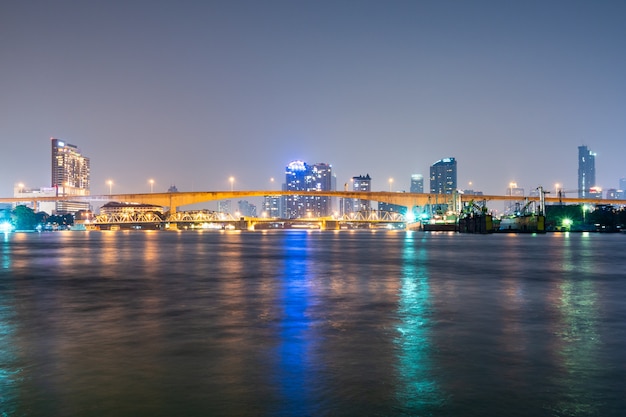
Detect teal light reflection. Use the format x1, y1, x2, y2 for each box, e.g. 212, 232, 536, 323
0, 297, 20, 415
394, 232, 443, 412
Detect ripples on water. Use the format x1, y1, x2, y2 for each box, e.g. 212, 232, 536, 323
1, 230, 625, 416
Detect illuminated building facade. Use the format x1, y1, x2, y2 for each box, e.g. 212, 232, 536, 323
262, 196, 281, 218
578, 145, 595, 198
410, 174, 424, 193
100, 202, 164, 215
429, 158, 457, 194
347, 174, 371, 214
51, 138, 91, 213
284, 160, 333, 218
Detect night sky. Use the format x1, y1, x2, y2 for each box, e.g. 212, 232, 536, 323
2, 1, 625, 198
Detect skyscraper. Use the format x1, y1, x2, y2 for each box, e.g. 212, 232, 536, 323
51, 138, 90, 194
578, 145, 595, 198
429, 158, 457, 194
410, 174, 424, 193
618, 178, 626, 199
350, 174, 371, 214
51, 138, 90, 213
284, 160, 333, 218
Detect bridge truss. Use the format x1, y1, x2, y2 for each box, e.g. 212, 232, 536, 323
91, 209, 406, 228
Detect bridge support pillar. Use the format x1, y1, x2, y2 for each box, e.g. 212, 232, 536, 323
323, 220, 340, 230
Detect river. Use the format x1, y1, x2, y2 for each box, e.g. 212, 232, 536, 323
1, 230, 625, 416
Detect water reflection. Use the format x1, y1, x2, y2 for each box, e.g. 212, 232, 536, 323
395, 231, 442, 413
273, 232, 316, 416
0, 270, 19, 415
550, 236, 602, 417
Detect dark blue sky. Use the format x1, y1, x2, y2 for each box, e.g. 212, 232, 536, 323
2, 0, 625, 197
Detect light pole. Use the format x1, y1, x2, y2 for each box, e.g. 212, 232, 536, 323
229, 176, 235, 191
107, 180, 113, 195
388, 178, 394, 192
18, 183, 24, 194
149, 179, 154, 193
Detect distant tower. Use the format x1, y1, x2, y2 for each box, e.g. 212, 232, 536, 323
51, 138, 90, 213
410, 174, 424, 193
578, 145, 595, 198
429, 158, 457, 194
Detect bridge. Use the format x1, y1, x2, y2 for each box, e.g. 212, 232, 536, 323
91, 208, 408, 231
2, 190, 626, 214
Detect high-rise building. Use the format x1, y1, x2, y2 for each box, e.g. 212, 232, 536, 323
350, 174, 371, 214
262, 196, 281, 218
410, 174, 424, 193
51, 138, 90, 194
284, 160, 333, 218
430, 158, 457, 194
51, 138, 90, 213
217, 200, 231, 214
578, 145, 596, 198
505, 182, 525, 215
237, 200, 257, 217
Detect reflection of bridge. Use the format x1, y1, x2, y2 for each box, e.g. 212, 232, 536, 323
4, 190, 626, 214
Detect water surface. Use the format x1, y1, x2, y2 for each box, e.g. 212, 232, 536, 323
1, 230, 625, 416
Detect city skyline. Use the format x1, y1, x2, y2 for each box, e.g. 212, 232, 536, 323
2, 1, 625, 196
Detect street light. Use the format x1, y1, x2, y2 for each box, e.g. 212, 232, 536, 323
18, 183, 24, 194
229, 176, 235, 191
107, 180, 113, 195
388, 178, 394, 192
149, 179, 154, 193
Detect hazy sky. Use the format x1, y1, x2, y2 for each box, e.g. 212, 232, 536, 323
2, 0, 625, 198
